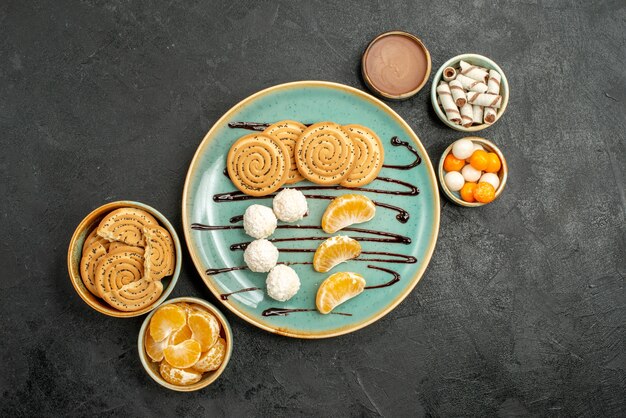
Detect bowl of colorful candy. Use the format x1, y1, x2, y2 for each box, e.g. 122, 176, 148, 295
438, 137, 508, 207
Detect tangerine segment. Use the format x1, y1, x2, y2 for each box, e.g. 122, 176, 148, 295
159, 361, 203, 386
163, 339, 202, 369
149, 304, 187, 342
168, 325, 193, 346
485, 153, 501, 173
321, 194, 376, 234
313, 236, 361, 273
443, 153, 465, 172
316, 272, 366, 314
145, 331, 168, 362
192, 338, 227, 373
188, 312, 220, 352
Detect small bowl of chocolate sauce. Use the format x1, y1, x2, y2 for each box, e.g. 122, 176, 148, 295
361, 31, 432, 100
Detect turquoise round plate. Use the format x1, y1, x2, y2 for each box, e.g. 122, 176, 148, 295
182, 81, 440, 338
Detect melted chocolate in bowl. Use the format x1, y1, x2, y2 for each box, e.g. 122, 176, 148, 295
363, 32, 430, 98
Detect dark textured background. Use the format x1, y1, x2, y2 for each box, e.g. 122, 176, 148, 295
1, 0, 624, 416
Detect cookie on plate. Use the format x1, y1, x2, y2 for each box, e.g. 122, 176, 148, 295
226, 133, 290, 196
294, 122, 355, 185
264, 120, 307, 184
340, 124, 384, 187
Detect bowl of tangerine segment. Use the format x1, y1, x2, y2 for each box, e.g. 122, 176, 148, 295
138, 297, 233, 391
438, 137, 507, 207
67, 200, 181, 317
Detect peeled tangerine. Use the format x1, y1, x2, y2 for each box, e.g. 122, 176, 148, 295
316, 272, 366, 314
163, 339, 202, 369
149, 304, 187, 342
313, 236, 361, 273
145, 331, 168, 362
321, 194, 375, 234
160, 361, 203, 386
188, 311, 220, 351
193, 338, 227, 373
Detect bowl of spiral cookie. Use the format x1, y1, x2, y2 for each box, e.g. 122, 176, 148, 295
67, 200, 182, 318
431, 53, 509, 132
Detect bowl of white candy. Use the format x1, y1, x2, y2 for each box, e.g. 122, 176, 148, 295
431, 53, 509, 132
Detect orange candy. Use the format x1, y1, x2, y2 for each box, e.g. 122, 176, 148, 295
443, 153, 465, 172
473, 182, 496, 203
485, 153, 501, 173
460, 182, 477, 202
469, 150, 489, 171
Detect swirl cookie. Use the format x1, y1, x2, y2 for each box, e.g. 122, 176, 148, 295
94, 246, 145, 298
83, 228, 110, 253
79, 241, 108, 295
295, 122, 355, 185
97, 207, 158, 247
340, 124, 384, 187
103, 279, 164, 312
227, 133, 290, 196
264, 120, 306, 184
144, 225, 175, 281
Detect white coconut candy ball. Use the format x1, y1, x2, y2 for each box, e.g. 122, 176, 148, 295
273, 188, 308, 222
243, 239, 279, 272
451, 139, 474, 160
480, 173, 500, 190
444, 171, 465, 192
243, 204, 277, 239
266, 265, 301, 302
461, 164, 482, 182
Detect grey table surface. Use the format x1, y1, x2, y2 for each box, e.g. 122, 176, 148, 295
1, 0, 624, 416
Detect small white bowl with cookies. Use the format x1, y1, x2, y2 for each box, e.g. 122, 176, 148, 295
431, 53, 509, 132
67, 200, 181, 317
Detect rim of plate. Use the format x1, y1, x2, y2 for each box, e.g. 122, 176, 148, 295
181, 80, 440, 338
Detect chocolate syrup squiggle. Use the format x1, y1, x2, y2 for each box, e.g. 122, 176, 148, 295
191, 224, 411, 245
229, 247, 417, 264
220, 287, 261, 300
262, 308, 352, 317
381, 137, 421, 169
363, 265, 401, 289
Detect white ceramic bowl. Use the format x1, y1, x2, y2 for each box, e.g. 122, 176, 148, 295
431, 53, 509, 132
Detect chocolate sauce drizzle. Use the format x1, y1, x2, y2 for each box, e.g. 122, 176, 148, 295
191, 224, 411, 246
220, 287, 261, 300
363, 265, 401, 289
230, 247, 417, 264
262, 308, 352, 317
382, 137, 421, 169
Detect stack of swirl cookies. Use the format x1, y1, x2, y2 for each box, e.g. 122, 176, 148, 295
80, 207, 176, 312
227, 121, 384, 196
